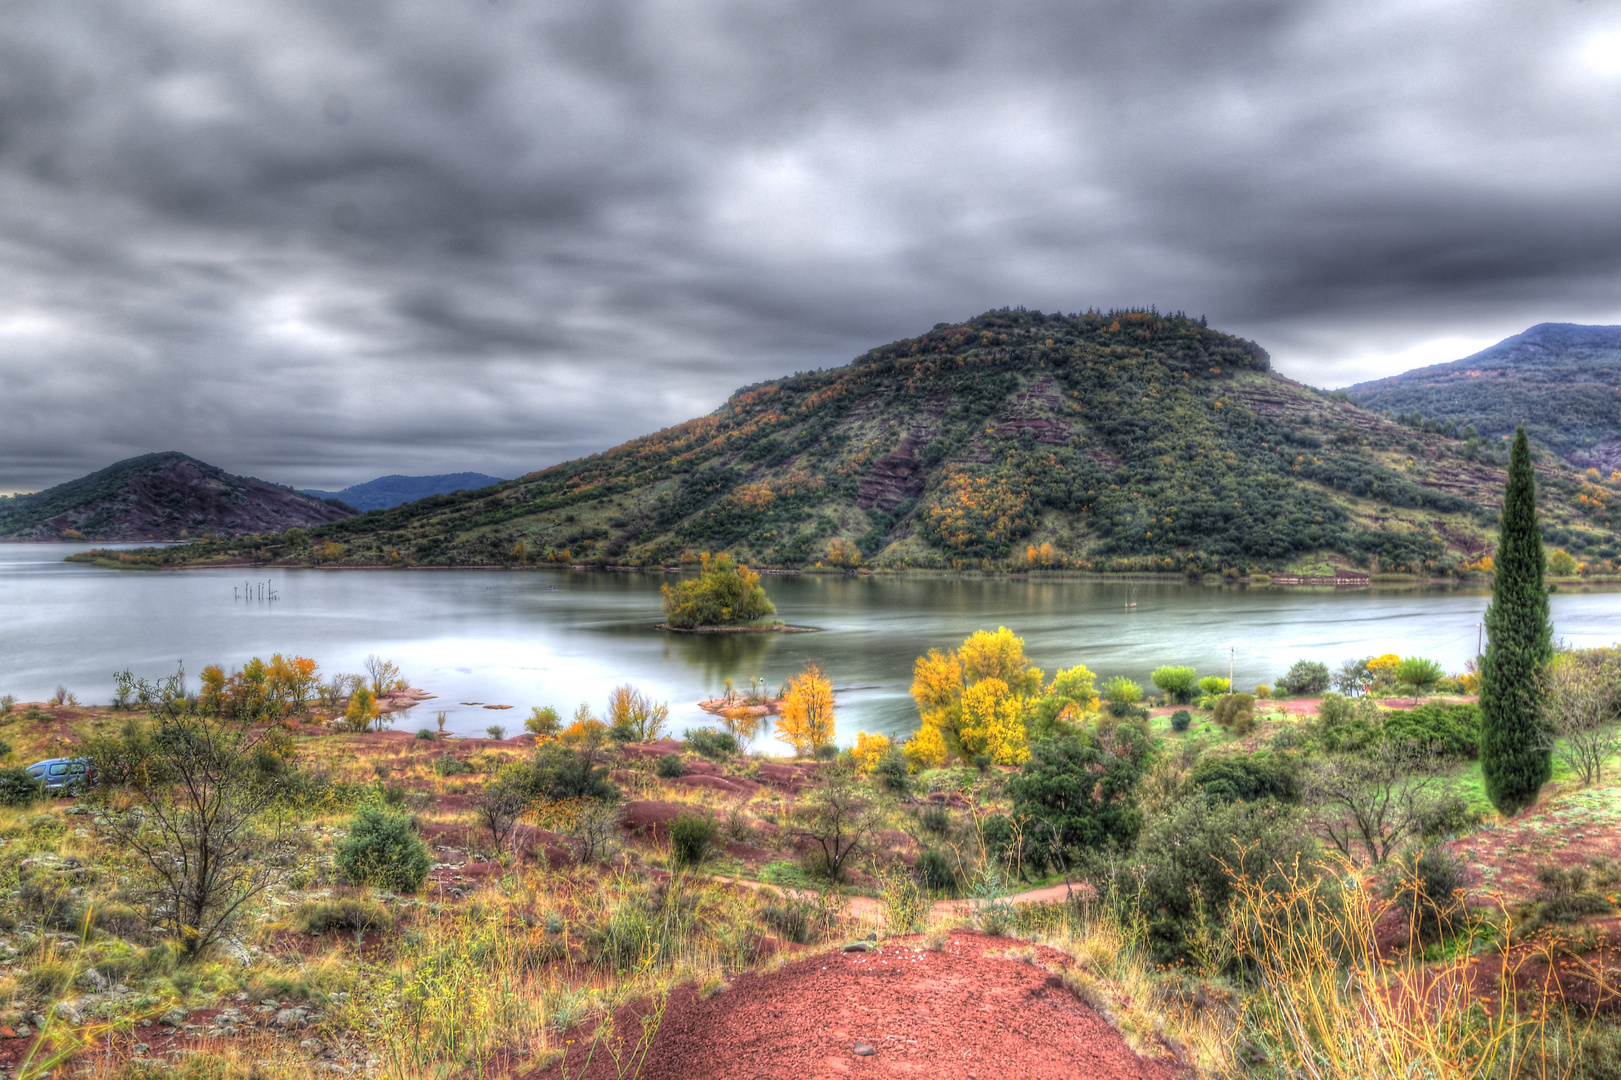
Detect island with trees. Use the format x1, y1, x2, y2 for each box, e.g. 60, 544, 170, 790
656, 551, 813, 632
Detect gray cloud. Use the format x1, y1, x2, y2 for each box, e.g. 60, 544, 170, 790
3, 0, 1621, 491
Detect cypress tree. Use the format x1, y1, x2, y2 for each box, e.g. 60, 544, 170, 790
1479, 427, 1552, 816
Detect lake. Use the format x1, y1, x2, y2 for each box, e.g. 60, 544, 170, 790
2, 542, 1618, 744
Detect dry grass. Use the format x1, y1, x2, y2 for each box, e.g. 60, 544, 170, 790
1227, 857, 1604, 1080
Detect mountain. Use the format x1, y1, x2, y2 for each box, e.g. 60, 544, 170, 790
302, 473, 506, 512
0, 452, 355, 541
98, 310, 1620, 573
1345, 323, 1621, 473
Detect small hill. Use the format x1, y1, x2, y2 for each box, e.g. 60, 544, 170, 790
1345, 323, 1621, 472
0, 452, 355, 541
302, 472, 506, 512
117, 310, 1621, 572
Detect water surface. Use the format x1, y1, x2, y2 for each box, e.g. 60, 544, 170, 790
2, 543, 1617, 743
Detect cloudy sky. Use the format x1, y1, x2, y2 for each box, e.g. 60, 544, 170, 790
4, 0, 1621, 493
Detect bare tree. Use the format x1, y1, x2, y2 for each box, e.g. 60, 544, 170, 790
1301, 741, 1441, 865
86, 671, 294, 958
1545, 653, 1621, 786
475, 765, 532, 850
364, 655, 403, 697
790, 768, 885, 882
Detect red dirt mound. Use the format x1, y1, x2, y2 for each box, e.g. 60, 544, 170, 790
558, 931, 1182, 1080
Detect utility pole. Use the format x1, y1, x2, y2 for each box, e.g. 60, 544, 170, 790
1477, 621, 1483, 657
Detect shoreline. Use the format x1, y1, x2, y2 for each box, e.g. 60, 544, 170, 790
654, 622, 820, 634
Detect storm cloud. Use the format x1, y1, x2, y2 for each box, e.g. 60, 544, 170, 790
4, 0, 1621, 491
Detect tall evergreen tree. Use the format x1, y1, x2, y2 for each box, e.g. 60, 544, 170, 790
1479, 427, 1553, 815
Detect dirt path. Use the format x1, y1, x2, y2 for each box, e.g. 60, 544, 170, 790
559, 931, 1182, 1080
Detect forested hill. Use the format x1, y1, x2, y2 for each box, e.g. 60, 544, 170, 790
106, 310, 1618, 574
0, 452, 354, 541
1345, 323, 1621, 473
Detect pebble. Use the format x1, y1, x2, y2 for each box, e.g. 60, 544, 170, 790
853, 1041, 876, 1056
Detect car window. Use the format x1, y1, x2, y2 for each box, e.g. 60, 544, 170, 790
49, 764, 68, 775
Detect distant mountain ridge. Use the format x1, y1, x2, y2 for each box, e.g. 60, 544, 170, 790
1346, 323, 1621, 472
119, 309, 1618, 574
0, 452, 354, 541
302, 473, 506, 512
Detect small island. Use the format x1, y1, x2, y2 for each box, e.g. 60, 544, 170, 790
656, 552, 817, 632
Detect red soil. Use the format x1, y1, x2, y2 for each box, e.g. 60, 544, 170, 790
557, 932, 1183, 1080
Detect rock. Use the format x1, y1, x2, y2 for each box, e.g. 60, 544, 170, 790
853, 1041, 876, 1056
301, 1038, 326, 1055
160, 1007, 188, 1028
275, 1008, 305, 1028
0, 1025, 17, 1039
54, 1001, 83, 1025
842, 941, 875, 953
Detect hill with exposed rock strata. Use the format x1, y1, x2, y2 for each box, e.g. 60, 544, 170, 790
87, 311, 1621, 573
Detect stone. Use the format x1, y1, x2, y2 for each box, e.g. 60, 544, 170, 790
160, 1007, 188, 1028
842, 941, 874, 953
275, 1008, 305, 1028
54, 1001, 83, 1025
853, 1041, 876, 1056
300, 1038, 326, 1055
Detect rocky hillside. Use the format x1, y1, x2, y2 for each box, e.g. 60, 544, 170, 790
1346, 323, 1621, 472
0, 452, 354, 541
113, 311, 1620, 573
302, 472, 505, 512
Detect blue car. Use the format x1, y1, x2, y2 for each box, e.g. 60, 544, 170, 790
25, 757, 98, 795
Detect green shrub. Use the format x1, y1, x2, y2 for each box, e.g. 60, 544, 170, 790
335, 806, 431, 893
682, 727, 739, 760
916, 849, 959, 895
815, 743, 840, 761
524, 742, 619, 802
486, 725, 506, 740
1390, 847, 1466, 944
872, 749, 911, 794
1383, 703, 1482, 760
1212, 692, 1255, 732
1170, 709, 1193, 733
0, 766, 44, 807
1416, 794, 1485, 839
431, 755, 472, 776
669, 811, 717, 868
291, 894, 393, 935
0, 738, 11, 759
1008, 723, 1154, 866
1525, 865, 1616, 925
1276, 659, 1330, 696
1123, 795, 1319, 963
655, 753, 686, 779
1308, 692, 1382, 753
1191, 752, 1299, 804
919, 803, 952, 836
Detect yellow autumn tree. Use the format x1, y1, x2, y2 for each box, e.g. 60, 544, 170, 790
345, 686, 380, 732
1366, 654, 1402, 683
850, 731, 891, 773
776, 664, 835, 757
958, 627, 1044, 695
958, 678, 1030, 765
906, 627, 1042, 765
